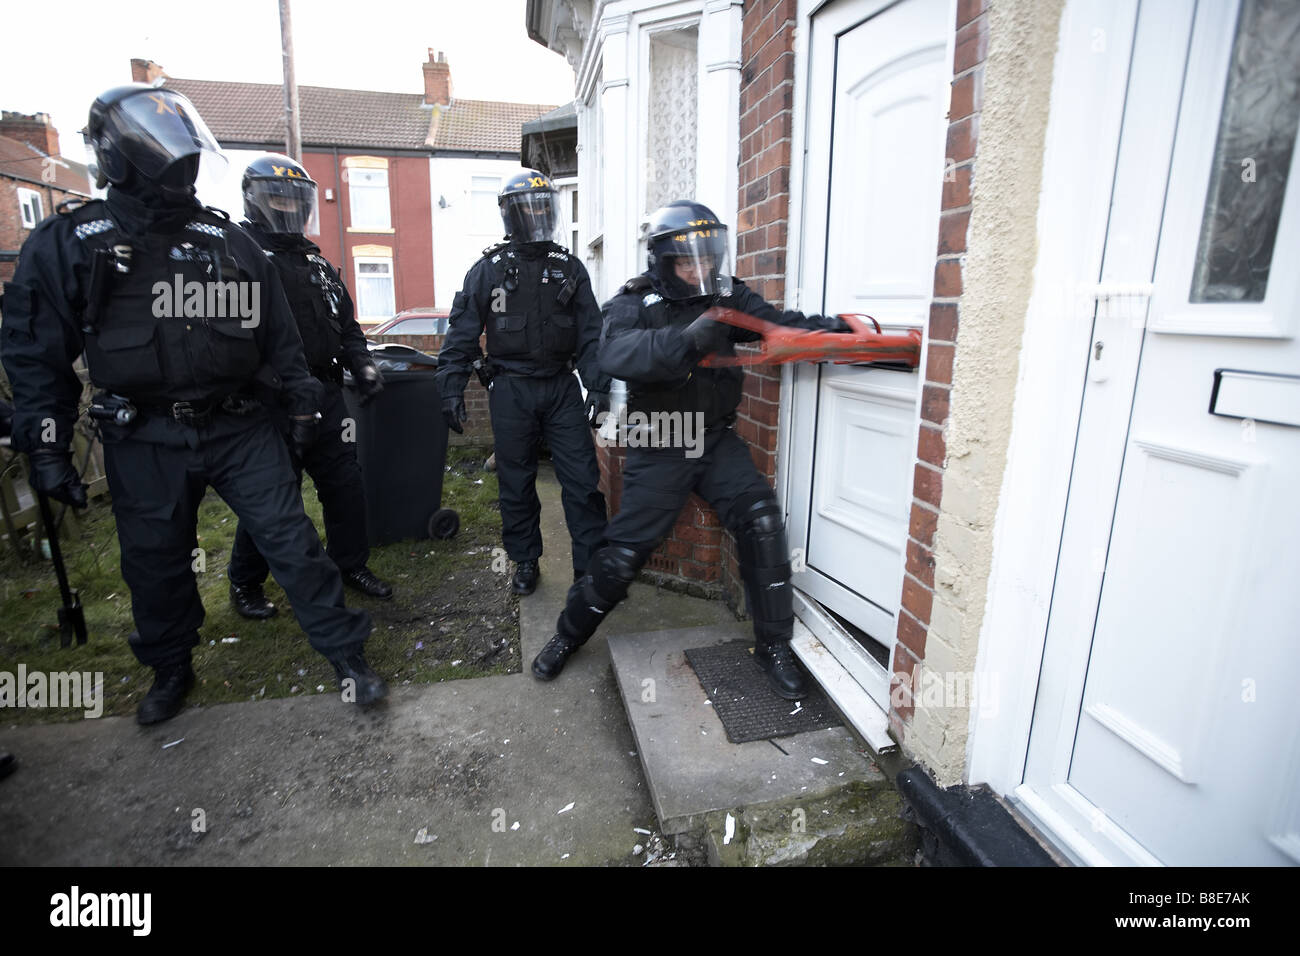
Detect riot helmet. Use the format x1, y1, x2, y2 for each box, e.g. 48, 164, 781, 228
499, 169, 562, 244
646, 200, 732, 300
243, 153, 320, 235
86, 84, 226, 199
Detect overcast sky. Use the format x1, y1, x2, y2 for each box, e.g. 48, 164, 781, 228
1, 0, 577, 159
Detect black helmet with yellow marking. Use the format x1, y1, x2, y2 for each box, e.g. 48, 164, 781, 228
86, 83, 226, 197
498, 169, 562, 244
242, 153, 319, 235
646, 200, 733, 300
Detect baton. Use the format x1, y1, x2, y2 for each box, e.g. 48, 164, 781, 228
36, 490, 87, 648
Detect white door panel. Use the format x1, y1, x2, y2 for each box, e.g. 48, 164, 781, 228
1025, 0, 1300, 865
787, 0, 953, 708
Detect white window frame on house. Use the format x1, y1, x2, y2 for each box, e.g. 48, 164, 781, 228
346, 162, 393, 232
17, 187, 43, 229
353, 256, 397, 322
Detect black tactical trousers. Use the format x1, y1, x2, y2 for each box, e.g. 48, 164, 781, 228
489, 372, 607, 575
228, 381, 370, 585
100, 411, 371, 668
557, 426, 793, 645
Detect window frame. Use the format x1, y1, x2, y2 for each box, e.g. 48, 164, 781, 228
17, 187, 43, 229
347, 167, 392, 232
353, 255, 397, 322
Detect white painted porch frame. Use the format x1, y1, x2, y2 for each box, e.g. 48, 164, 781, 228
964, 0, 1173, 862
568, 0, 743, 302
776, 0, 951, 728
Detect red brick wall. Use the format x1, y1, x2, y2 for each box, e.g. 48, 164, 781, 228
723, 0, 799, 614
302, 152, 436, 316
0, 179, 86, 283
889, 0, 987, 743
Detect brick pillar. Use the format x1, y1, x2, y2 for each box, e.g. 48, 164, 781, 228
889, 0, 988, 742
723, 0, 798, 615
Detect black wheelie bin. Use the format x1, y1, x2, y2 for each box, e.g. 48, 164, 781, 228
342, 344, 460, 545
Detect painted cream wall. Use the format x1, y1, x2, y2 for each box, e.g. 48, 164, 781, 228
908, 0, 1065, 785
429, 156, 528, 309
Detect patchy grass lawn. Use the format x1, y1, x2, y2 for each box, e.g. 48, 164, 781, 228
0, 443, 514, 726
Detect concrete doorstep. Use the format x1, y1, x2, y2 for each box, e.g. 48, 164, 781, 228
0, 465, 914, 866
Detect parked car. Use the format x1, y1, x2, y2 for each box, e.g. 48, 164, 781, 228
365, 308, 450, 339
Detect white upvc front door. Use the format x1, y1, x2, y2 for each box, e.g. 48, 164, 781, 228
1017, 0, 1300, 866
785, 0, 953, 709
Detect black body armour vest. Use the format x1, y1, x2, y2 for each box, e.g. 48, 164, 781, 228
621, 278, 744, 430
481, 244, 581, 376
267, 249, 345, 370
72, 201, 262, 404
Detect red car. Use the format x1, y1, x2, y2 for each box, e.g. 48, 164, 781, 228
365, 308, 450, 339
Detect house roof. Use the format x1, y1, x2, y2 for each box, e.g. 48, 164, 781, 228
430, 98, 556, 153
162, 76, 555, 155
0, 134, 91, 195
162, 77, 433, 151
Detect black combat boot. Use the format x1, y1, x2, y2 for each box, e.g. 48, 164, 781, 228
512, 560, 540, 595
331, 651, 388, 705
754, 639, 808, 700
531, 632, 583, 681
137, 661, 196, 725
342, 566, 394, 599
230, 582, 277, 619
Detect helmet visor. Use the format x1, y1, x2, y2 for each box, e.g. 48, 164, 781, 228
245, 176, 320, 235
661, 225, 732, 298
501, 191, 562, 244
100, 89, 227, 190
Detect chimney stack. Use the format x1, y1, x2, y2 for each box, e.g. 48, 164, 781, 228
0, 111, 61, 157
129, 58, 169, 85
422, 50, 452, 107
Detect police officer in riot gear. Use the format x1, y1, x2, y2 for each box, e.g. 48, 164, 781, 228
0, 84, 385, 724
226, 154, 392, 617
531, 200, 850, 698
437, 170, 610, 595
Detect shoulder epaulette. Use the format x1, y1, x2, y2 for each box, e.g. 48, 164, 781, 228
56, 197, 92, 216
619, 276, 654, 295
481, 240, 510, 259
203, 205, 232, 221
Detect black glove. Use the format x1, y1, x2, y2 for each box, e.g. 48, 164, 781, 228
353, 361, 385, 405
811, 314, 853, 332
682, 315, 732, 355
442, 394, 467, 435
790, 313, 853, 332
289, 413, 321, 458
584, 390, 610, 429
28, 448, 88, 509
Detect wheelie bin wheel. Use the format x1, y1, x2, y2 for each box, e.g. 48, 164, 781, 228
428, 508, 460, 540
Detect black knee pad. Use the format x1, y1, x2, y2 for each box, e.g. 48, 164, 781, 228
590, 545, 642, 604
559, 545, 644, 642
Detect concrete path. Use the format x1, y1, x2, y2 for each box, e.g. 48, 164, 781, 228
0, 465, 732, 866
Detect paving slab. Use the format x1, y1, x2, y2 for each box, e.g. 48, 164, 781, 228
0, 466, 669, 867
607, 625, 886, 836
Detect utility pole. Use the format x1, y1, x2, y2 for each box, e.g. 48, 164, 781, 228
279, 0, 302, 160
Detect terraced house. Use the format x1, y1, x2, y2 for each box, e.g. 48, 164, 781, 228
129, 52, 557, 324
526, 0, 1300, 865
